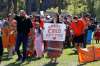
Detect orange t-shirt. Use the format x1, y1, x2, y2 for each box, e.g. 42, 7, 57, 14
70, 20, 85, 36
79, 18, 89, 30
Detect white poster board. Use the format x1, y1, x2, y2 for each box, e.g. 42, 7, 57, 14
43, 23, 66, 41
40, 11, 44, 16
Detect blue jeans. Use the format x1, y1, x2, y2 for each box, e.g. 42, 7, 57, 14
86, 30, 92, 44
82, 30, 88, 48
15, 33, 28, 60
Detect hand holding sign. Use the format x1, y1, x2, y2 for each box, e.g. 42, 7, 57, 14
43, 23, 66, 41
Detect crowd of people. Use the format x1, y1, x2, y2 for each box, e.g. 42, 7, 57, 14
0, 10, 100, 64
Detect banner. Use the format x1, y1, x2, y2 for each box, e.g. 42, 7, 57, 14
78, 46, 100, 64
43, 23, 66, 41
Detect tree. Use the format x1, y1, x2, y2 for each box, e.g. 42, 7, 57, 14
13, 0, 17, 13
66, 0, 87, 15
25, 0, 32, 15
36, 0, 40, 13
7, 0, 12, 14
86, 0, 95, 17
58, 0, 63, 14
7, 0, 17, 14
95, 0, 100, 20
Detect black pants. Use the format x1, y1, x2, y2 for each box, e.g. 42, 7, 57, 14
83, 30, 88, 48
15, 33, 28, 60
0, 37, 3, 60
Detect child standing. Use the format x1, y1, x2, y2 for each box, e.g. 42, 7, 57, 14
34, 20, 44, 58
8, 19, 16, 58
94, 25, 100, 44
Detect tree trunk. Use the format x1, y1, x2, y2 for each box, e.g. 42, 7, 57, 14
87, 0, 95, 17
36, 0, 40, 13
13, 0, 17, 14
7, 0, 12, 14
25, 0, 32, 15
58, 0, 63, 14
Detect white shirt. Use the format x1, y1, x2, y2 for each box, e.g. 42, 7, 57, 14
0, 20, 5, 36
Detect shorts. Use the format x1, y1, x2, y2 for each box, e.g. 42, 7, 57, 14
73, 34, 84, 43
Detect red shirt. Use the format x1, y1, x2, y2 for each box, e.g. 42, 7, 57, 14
32, 19, 44, 29
79, 18, 89, 30
70, 20, 85, 36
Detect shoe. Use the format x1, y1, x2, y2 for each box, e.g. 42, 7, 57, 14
72, 48, 77, 51
0, 60, 1, 64
8, 55, 12, 59
16, 56, 22, 61
20, 58, 26, 63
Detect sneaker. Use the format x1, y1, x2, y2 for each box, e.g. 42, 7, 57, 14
0, 60, 1, 64
16, 56, 22, 61
8, 55, 12, 59
20, 58, 26, 63
72, 48, 77, 51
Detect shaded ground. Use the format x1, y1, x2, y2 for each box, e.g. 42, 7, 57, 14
0, 39, 100, 66
1, 45, 100, 66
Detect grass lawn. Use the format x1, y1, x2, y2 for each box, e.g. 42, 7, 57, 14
1, 45, 100, 66
0, 39, 100, 66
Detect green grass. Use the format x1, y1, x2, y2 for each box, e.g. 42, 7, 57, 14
0, 39, 100, 66
1, 47, 100, 66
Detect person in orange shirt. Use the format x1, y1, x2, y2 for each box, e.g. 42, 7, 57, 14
70, 16, 85, 52
80, 13, 91, 48
8, 18, 16, 58
3, 14, 17, 59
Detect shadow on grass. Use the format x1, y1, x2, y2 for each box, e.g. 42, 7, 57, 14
77, 60, 100, 66
68, 52, 78, 55
2, 52, 13, 61
26, 56, 43, 64
45, 56, 49, 59
5, 62, 22, 66
43, 62, 58, 66
63, 46, 74, 49
2, 57, 12, 61
77, 63, 87, 66
3, 52, 8, 57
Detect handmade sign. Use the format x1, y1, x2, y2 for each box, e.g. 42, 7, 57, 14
43, 23, 66, 41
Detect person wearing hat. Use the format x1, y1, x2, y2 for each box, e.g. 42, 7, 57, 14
14, 10, 33, 63
70, 16, 85, 53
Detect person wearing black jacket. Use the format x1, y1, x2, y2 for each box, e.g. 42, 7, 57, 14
86, 18, 96, 44
14, 10, 33, 63
0, 18, 5, 63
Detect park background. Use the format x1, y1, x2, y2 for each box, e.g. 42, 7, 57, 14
0, 0, 100, 66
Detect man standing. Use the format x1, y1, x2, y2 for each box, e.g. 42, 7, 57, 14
80, 14, 91, 48
15, 10, 33, 62
70, 16, 85, 53
0, 17, 5, 63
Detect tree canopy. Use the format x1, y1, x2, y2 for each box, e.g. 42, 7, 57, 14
0, 0, 100, 20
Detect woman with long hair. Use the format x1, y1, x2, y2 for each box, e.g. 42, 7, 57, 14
47, 14, 64, 63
